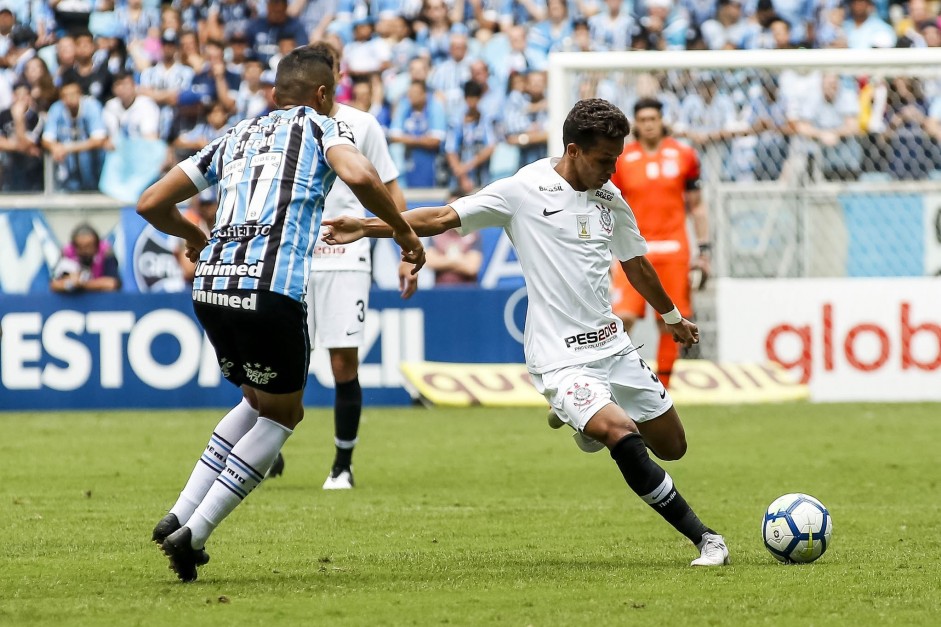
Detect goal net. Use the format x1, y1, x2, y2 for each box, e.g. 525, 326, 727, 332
548, 48, 941, 356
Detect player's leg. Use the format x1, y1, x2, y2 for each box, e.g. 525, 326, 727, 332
325, 347, 361, 489
604, 350, 728, 565
583, 404, 727, 565
536, 356, 728, 565
160, 292, 308, 581
152, 303, 261, 545
152, 390, 260, 544
634, 405, 687, 461
313, 270, 370, 490
651, 259, 692, 389
180, 386, 302, 549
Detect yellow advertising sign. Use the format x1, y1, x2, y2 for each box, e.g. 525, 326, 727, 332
399, 360, 808, 407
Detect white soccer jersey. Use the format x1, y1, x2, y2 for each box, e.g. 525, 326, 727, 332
451, 158, 649, 374
103, 95, 160, 139
312, 103, 399, 273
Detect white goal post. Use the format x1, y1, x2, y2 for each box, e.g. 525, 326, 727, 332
547, 47, 941, 156
547, 47, 941, 358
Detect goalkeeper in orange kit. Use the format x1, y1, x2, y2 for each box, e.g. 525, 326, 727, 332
609, 98, 711, 388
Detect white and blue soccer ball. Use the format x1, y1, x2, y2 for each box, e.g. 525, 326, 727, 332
762, 493, 833, 564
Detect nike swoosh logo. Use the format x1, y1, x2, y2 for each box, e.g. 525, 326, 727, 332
543, 208, 563, 216
659, 389, 666, 399
345, 330, 360, 336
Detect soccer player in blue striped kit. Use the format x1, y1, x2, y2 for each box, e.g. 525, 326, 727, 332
136, 46, 425, 582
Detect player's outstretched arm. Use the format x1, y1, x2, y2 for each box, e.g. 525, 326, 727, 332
326, 144, 425, 270
137, 166, 209, 262
323, 205, 461, 244
620, 255, 700, 348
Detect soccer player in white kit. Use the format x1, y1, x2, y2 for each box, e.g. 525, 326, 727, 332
322, 99, 731, 566
268, 42, 417, 490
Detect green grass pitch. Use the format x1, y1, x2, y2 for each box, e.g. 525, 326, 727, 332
2, 402, 940, 626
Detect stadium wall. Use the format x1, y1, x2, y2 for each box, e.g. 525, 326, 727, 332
0, 289, 527, 410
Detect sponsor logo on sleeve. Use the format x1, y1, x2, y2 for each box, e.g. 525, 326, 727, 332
594, 188, 613, 202
539, 184, 563, 192
336, 119, 355, 143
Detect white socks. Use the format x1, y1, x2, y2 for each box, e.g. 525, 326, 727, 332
169, 398, 260, 522
185, 417, 293, 549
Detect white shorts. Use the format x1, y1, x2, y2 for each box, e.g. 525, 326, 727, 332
306, 270, 371, 349
530, 347, 673, 433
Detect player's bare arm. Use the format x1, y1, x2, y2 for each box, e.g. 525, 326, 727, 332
387, 178, 419, 298
620, 255, 699, 348
137, 166, 209, 262
326, 144, 426, 272
323, 205, 461, 245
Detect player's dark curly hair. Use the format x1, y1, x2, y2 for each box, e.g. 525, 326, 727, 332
562, 99, 631, 149
274, 45, 335, 105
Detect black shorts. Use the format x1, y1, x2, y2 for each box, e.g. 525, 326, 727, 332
193, 289, 309, 394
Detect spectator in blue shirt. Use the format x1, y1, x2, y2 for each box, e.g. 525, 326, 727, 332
468, 59, 505, 126
504, 70, 549, 166
414, 0, 455, 64
589, 0, 635, 50
42, 77, 108, 191
844, 0, 896, 49
245, 0, 309, 66
701, 0, 749, 49
528, 0, 573, 61
446, 80, 497, 193
796, 73, 862, 181
205, 0, 254, 42
428, 30, 473, 114
751, 0, 815, 45
389, 79, 447, 187
189, 38, 239, 113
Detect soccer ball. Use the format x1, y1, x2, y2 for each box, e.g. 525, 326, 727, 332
762, 493, 833, 564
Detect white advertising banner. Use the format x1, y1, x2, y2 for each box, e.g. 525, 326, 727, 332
717, 278, 941, 402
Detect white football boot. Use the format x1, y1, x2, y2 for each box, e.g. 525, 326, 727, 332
691, 533, 731, 566
322, 467, 354, 490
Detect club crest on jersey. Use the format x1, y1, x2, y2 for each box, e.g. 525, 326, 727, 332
567, 382, 595, 407
243, 362, 278, 386
597, 204, 613, 235
576, 215, 591, 239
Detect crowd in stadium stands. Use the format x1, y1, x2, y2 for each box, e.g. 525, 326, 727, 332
1, 0, 941, 198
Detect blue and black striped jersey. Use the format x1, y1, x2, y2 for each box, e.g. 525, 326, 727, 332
180, 106, 355, 301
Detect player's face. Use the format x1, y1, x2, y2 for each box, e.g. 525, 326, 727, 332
634, 107, 663, 141
575, 136, 624, 189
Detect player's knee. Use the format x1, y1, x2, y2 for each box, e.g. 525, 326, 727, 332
590, 415, 639, 449
652, 435, 687, 461
329, 350, 359, 382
